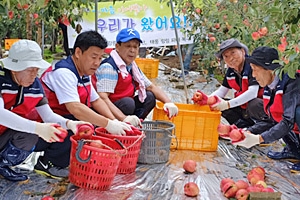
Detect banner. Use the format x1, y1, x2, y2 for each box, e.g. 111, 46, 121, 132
67, 0, 194, 48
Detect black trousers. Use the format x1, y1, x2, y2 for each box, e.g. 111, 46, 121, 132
0, 129, 72, 168
113, 91, 156, 120
222, 98, 271, 127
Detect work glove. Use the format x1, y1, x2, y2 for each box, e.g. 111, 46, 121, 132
210, 96, 230, 111
232, 131, 260, 148
105, 119, 132, 136
66, 120, 93, 134
35, 122, 61, 143
192, 90, 208, 105
123, 115, 142, 127
163, 102, 178, 119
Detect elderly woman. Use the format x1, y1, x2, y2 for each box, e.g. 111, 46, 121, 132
234, 46, 300, 171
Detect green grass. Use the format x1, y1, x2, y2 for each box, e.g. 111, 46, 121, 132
43, 45, 64, 63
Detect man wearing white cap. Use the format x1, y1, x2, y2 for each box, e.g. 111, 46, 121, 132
0, 40, 90, 181
94, 28, 178, 123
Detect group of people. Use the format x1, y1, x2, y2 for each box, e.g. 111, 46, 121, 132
0, 28, 178, 182
203, 38, 300, 171
1, 27, 299, 183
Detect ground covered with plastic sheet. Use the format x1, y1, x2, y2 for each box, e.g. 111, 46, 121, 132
1, 63, 300, 199
1, 139, 300, 199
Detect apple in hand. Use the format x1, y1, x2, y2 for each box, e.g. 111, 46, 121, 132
207, 96, 218, 105
77, 124, 94, 139
192, 91, 203, 103
52, 124, 68, 142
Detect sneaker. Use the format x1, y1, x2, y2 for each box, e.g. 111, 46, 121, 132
34, 157, 69, 180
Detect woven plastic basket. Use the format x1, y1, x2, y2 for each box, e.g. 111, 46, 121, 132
94, 127, 145, 174
138, 120, 175, 164
69, 135, 126, 190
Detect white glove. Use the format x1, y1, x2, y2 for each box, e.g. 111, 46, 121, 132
232, 131, 260, 148
211, 97, 230, 111
105, 119, 132, 136
66, 120, 93, 134
123, 115, 142, 127
35, 122, 60, 143
163, 102, 178, 118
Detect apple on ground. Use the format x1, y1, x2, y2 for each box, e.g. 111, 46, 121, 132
247, 186, 262, 192
183, 160, 197, 173
235, 180, 249, 190
184, 182, 199, 197
223, 182, 238, 198
235, 188, 249, 200
220, 178, 235, 191
251, 166, 265, 178
261, 187, 274, 192
255, 180, 267, 188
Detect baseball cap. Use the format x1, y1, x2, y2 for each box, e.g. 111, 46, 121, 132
116, 28, 143, 43
215, 38, 249, 59
1, 39, 50, 71
245, 46, 281, 70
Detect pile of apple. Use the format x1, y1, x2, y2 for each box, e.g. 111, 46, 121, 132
220, 166, 275, 200
182, 160, 200, 197
217, 124, 245, 142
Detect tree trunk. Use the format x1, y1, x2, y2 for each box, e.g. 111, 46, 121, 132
26, 12, 33, 40
36, 22, 42, 46
51, 28, 57, 53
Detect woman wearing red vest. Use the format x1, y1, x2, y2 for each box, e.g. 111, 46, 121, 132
234, 46, 300, 171
198, 38, 271, 128
0, 40, 90, 181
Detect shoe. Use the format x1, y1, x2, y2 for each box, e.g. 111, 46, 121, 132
34, 157, 69, 180
291, 162, 300, 171
178, 71, 189, 78
267, 147, 300, 161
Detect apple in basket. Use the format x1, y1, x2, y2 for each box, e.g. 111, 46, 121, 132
77, 124, 94, 139
89, 140, 104, 149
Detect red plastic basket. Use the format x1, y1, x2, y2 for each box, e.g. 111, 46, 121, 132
95, 127, 145, 174
69, 135, 126, 190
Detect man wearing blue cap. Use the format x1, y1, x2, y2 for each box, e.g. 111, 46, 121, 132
233, 46, 300, 171
94, 28, 178, 124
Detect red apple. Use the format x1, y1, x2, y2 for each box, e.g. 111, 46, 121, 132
247, 186, 262, 192
261, 187, 274, 192
235, 180, 249, 190
195, 8, 201, 14
214, 23, 220, 29
247, 172, 264, 186
77, 124, 94, 139
183, 160, 197, 173
278, 43, 286, 52
8, 11, 14, 19
52, 124, 68, 142
223, 182, 238, 198
184, 182, 199, 197
252, 166, 265, 178
251, 32, 261, 41
229, 129, 244, 142
235, 188, 249, 200
22, 4, 29, 10
217, 124, 231, 135
41, 196, 55, 200
192, 92, 203, 102
258, 27, 268, 36
220, 178, 235, 191
33, 13, 39, 19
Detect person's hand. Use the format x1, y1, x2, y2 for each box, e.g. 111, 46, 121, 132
232, 131, 260, 148
210, 96, 230, 111
35, 122, 61, 143
123, 115, 142, 127
67, 120, 93, 134
105, 119, 132, 136
163, 102, 178, 119
192, 90, 208, 105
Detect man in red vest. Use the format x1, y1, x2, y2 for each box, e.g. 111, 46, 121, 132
93, 28, 178, 124
0, 40, 90, 181
234, 46, 300, 171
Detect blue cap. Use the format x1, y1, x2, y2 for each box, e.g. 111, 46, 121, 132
116, 28, 142, 43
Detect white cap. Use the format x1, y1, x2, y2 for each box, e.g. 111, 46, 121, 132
1, 39, 50, 71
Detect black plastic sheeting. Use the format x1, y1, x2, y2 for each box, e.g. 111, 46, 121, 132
1, 139, 300, 200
